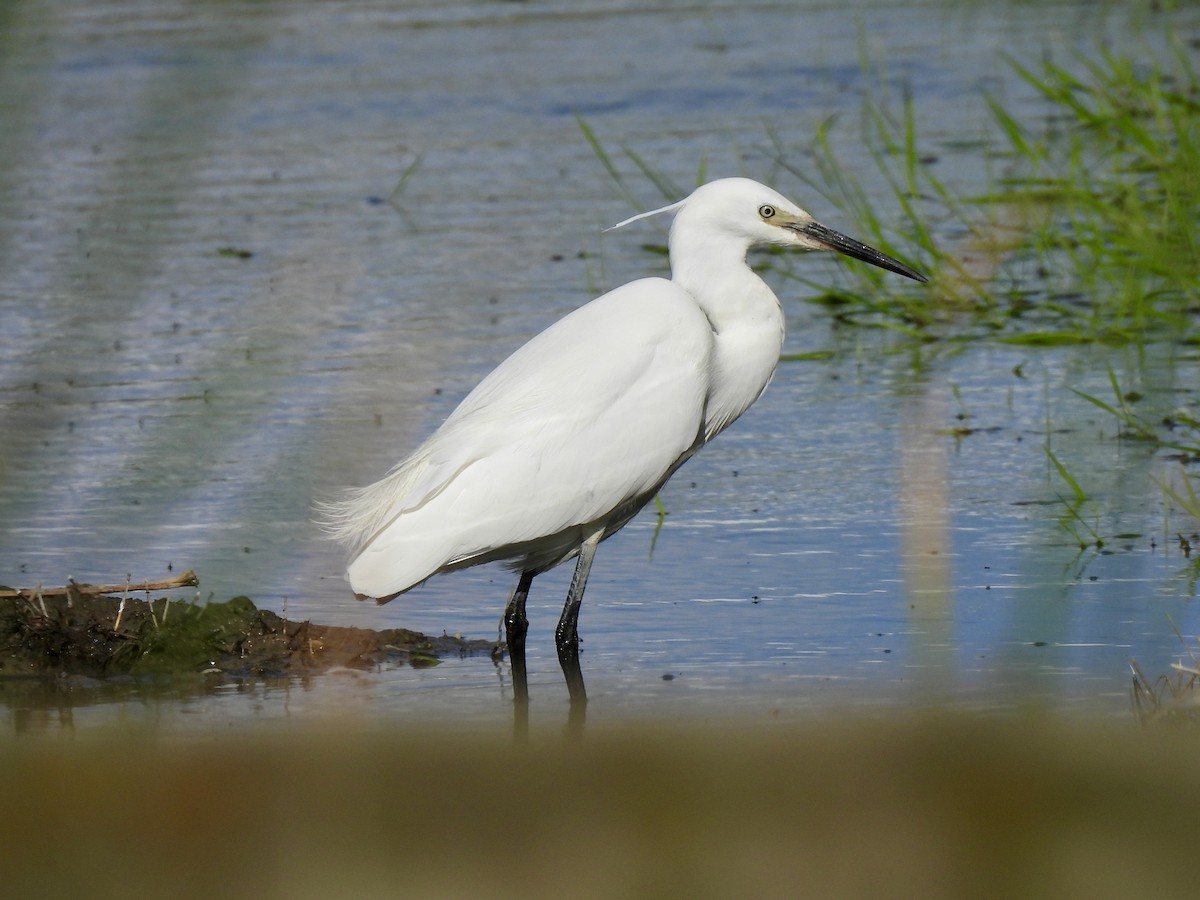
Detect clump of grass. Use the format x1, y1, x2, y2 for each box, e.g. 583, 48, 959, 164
1130, 658, 1200, 726
788, 33, 1200, 342
1130, 618, 1200, 727
581, 27, 1197, 347
988, 41, 1200, 342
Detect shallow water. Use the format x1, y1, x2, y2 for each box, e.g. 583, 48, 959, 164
1, 0, 1198, 732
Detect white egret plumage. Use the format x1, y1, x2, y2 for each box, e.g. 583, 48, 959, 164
320, 177, 927, 704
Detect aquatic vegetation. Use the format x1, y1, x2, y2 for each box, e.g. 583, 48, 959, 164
780, 38, 1200, 343
1130, 618, 1200, 727
1042, 446, 1106, 550
583, 30, 1199, 345
1072, 366, 1191, 450
989, 44, 1199, 342
578, 115, 706, 212
1158, 473, 1200, 521
1067, 365, 1200, 523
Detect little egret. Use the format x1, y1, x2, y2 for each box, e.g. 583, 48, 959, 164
321, 177, 926, 704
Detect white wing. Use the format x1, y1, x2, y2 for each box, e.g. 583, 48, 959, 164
328, 277, 715, 598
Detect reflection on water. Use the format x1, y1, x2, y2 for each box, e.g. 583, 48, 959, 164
897, 383, 955, 701
1, 0, 1198, 732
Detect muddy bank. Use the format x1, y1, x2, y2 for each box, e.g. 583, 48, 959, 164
0, 589, 498, 681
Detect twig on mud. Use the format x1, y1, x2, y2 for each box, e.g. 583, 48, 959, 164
0, 571, 199, 601
114, 578, 130, 632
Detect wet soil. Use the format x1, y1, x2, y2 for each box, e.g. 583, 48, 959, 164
0, 591, 498, 682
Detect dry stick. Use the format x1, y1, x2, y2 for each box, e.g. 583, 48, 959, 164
114, 578, 129, 633
0, 570, 199, 601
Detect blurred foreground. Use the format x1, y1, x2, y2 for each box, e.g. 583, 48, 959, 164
3, 715, 1197, 898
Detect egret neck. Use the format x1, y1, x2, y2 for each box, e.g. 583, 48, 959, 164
669, 215, 786, 441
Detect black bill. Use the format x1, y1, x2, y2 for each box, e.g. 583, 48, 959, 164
794, 221, 928, 283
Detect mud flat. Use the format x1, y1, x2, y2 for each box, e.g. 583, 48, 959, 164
0, 577, 496, 680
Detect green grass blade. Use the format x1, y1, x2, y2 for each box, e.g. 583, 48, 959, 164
577, 116, 640, 209
1046, 447, 1087, 503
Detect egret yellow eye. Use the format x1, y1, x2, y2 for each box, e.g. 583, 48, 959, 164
758, 204, 776, 219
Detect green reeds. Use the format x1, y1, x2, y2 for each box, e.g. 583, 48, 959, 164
991, 42, 1199, 341
577, 115, 707, 212
580, 28, 1198, 345
788, 34, 1199, 341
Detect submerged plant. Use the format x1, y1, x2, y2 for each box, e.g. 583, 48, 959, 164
1068, 364, 1200, 518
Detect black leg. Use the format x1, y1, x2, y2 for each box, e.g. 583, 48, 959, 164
555, 526, 604, 707
504, 570, 533, 658
503, 571, 534, 733
559, 642, 587, 735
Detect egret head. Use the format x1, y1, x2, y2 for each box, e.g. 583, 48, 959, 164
610, 176, 928, 283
